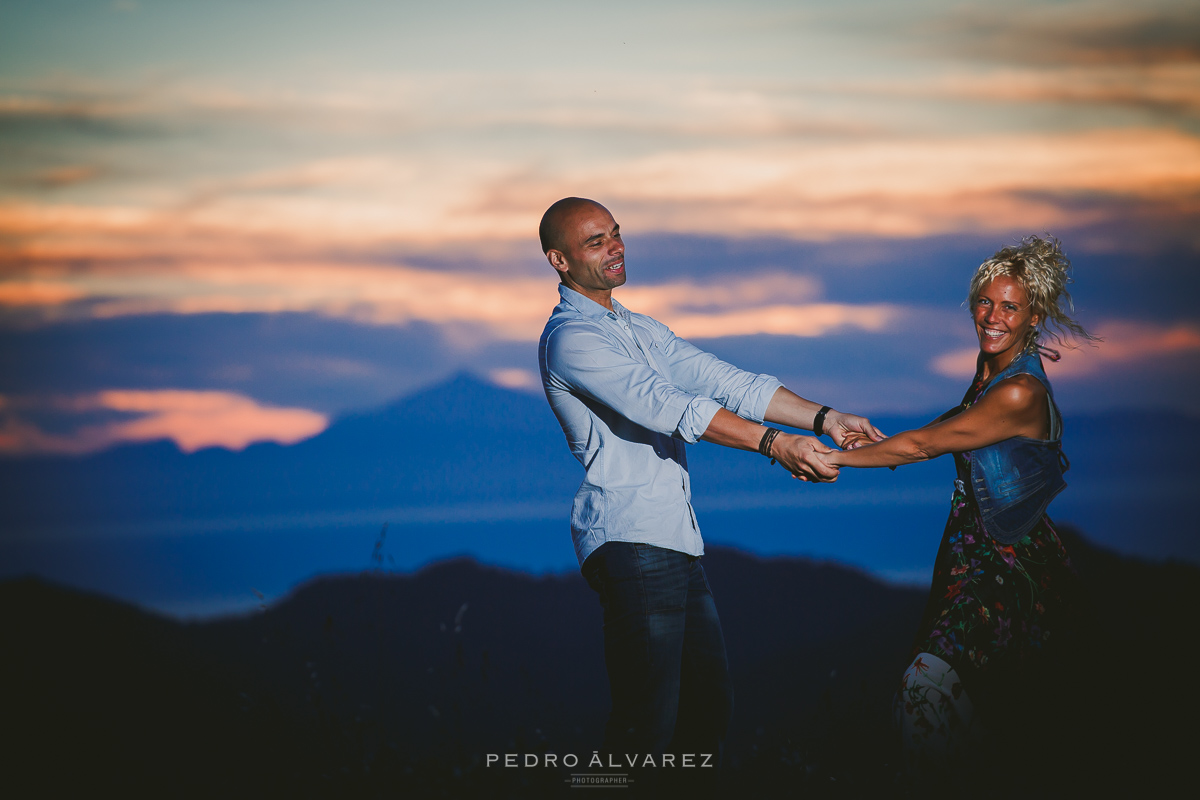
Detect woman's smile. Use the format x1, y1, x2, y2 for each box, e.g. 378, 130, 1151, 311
972, 275, 1039, 367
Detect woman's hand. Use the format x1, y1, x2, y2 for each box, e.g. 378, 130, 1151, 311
771, 433, 840, 483
824, 411, 885, 449
837, 431, 875, 450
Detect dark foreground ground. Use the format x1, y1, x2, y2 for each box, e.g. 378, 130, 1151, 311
3, 527, 1196, 798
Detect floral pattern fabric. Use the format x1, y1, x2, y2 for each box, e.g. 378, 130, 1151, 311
909, 378, 1076, 716
895, 652, 982, 774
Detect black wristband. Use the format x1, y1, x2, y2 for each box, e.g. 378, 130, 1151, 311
758, 427, 781, 459
813, 406, 832, 437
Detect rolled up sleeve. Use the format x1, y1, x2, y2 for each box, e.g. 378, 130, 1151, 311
659, 328, 782, 423
676, 395, 723, 443
545, 321, 714, 440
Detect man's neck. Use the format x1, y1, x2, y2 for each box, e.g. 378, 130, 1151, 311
563, 280, 614, 312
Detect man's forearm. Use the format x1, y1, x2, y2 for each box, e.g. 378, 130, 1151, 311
699, 408, 769, 451
763, 387, 825, 431
700, 407, 839, 482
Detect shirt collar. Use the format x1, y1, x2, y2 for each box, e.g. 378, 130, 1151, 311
558, 284, 626, 320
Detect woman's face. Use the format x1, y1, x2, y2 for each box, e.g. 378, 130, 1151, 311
972, 275, 1040, 360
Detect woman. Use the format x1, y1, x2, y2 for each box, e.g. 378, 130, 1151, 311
827, 235, 1097, 773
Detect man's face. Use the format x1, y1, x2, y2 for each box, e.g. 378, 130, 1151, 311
549, 203, 626, 297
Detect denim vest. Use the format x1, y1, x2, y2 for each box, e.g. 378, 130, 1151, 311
968, 349, 1068, 544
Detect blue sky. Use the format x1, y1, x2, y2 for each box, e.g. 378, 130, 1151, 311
2, 0, 1200, 618
0, 13, 1195, 462
2, 0, 1198, 615
3, 0, 1198, 446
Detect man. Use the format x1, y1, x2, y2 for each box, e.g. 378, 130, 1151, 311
537, 197, 882, 768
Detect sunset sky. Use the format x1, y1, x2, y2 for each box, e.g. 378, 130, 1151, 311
2, 0, 1198, 455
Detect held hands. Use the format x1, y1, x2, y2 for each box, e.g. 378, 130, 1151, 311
771, 433, 839, 483
838, 431, 874, 450
823, 410, 885, 450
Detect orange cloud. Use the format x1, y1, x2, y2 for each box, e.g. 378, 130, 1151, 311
667, 303, 900, 339
2, 128, 1198, 255
0, 390, 328, 455
930, 320, 1200, 380
927, 65, 1200, 113
0, 281, 86, 305
0, 264, 899, 343
487, 368, 541, 392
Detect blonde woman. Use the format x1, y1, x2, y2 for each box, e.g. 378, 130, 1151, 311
828, 235, 1097, 773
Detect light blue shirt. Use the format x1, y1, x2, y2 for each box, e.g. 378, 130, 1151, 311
539, 284, 782, 567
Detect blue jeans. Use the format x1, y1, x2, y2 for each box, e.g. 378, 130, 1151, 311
582, 542, 733, 762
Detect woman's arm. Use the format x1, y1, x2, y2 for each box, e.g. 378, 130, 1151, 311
838, 406, 956, 450
827, 375, 1048, 469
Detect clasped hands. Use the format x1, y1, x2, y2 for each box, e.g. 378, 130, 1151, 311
772, 411, 884, 483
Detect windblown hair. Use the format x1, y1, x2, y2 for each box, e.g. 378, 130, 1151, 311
968, 234, 1099, 354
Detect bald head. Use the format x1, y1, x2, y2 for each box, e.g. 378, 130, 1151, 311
539, 197, 607, 254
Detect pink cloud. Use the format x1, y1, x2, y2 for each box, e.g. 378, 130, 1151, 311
0, 263, 899, 342
487, 368, 541, 392
930, 320, 1200, 380
667, 303, 900, 339
0, 281, 86, 306
2, 129, 1198, 257
0, 390, 328, 455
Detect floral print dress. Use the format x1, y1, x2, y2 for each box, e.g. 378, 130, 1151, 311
907, 375, 1076, 720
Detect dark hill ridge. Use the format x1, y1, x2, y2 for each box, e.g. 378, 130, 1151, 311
3, 532, 1195, 797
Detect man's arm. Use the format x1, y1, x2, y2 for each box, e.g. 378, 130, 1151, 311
546, 322, 840, 481
700, 408, 839, 482
763, 387, 885, 450
656, 323, 883, 450
544, 321, 723, 442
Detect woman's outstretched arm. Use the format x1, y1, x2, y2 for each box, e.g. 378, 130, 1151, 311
827, 375, 1049, 470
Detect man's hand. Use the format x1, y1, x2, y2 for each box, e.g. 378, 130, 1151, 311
771, 433, 840, 483
823, 411, 885, 450
838, 431, 874, 450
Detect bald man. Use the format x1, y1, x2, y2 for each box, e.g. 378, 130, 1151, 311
537, 197, 882, 771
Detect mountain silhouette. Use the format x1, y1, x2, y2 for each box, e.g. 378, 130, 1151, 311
0, 374, 577, 528
3, 530, 1194, 798
3, 373, 1193, 551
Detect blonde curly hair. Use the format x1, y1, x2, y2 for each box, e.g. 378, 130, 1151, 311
968, 235, 1099, 355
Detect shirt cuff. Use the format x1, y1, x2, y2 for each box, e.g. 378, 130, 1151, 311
739, 375, 783, 423
676, 396, 723, 444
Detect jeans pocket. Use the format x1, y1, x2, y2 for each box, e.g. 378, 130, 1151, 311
634, 545, 690, 613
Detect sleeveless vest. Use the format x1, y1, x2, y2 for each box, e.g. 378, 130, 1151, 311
968, 349, 1069, 544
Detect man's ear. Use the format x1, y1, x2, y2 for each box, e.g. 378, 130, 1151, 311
547, 249, 569, 275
